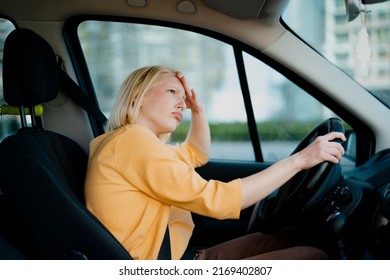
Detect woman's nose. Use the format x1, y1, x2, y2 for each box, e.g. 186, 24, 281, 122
176, 96, 186, 110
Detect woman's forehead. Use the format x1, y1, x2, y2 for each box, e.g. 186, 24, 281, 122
154, 73, 184, 89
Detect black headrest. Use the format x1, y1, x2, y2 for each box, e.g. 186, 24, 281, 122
2, 28, 59, 107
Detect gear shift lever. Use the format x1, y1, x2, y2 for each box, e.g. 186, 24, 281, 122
326, 211, 348, 259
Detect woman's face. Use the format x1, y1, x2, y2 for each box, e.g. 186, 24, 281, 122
136, 72, 186, 136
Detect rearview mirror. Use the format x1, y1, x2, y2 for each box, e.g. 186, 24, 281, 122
345, 0, 390, 22
345, 0, 361, 22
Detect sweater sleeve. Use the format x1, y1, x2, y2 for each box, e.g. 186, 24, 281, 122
169, 141, 209, 168
114, 127, 242, 220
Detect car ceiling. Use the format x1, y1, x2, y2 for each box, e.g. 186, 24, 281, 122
0, 0, 286, 20
0, 0, 288, 51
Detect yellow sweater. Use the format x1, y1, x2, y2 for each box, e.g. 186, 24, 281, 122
85, 124, 242, 259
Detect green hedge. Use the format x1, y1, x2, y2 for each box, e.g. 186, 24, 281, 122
170, 121, 324, 142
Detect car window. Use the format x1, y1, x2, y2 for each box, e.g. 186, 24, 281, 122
282, 0, 390, 108
78, 21, 254, 161
244, 52, 354, 164
0, 18, 17, 141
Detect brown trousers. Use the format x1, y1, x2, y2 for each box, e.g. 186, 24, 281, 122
194, 228, 328, 260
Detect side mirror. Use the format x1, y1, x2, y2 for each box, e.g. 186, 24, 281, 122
343, 130, 357, 162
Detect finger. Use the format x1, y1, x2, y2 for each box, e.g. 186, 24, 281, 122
316, 147, 340, 164
188, 89, 195, 98
320, 136, 345, 157
326, 131, 346, 142
329, 145, 344, 160
327, 154, 341, 164
185, 89, 195, 105
176, 72, 192, 95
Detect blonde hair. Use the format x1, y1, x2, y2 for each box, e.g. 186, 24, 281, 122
107, 65, 177, 142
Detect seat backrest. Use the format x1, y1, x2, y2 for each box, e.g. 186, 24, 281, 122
0, 28, 131, 259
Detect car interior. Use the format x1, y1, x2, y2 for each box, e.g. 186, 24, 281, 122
0, 0, 389, 260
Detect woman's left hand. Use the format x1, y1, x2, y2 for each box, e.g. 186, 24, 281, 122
176, 72, 205, 113
293, 131, 346, 170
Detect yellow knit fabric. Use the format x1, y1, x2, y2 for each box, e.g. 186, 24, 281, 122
85, 124, 242, 259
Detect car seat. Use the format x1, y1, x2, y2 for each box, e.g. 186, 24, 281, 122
0, 28, 132, 260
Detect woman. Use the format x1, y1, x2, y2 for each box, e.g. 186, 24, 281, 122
85, 65, 346, 260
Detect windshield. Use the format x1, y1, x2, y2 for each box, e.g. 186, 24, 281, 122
282, 0, 390, 108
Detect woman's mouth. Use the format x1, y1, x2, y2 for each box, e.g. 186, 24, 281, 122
172, 111, 183, 122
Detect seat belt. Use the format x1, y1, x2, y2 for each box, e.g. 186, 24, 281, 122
57, 59, 107, 126
157, 227, 171, 260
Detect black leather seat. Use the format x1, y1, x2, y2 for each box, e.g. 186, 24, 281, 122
0, 28, 132, 260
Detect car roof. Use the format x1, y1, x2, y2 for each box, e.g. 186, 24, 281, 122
1, 0, 285, 21
0, 0, 287, 50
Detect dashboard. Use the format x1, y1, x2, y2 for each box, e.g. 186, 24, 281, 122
336, 149, 390, 259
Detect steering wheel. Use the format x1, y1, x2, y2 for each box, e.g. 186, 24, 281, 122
247, 117, 345, 234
